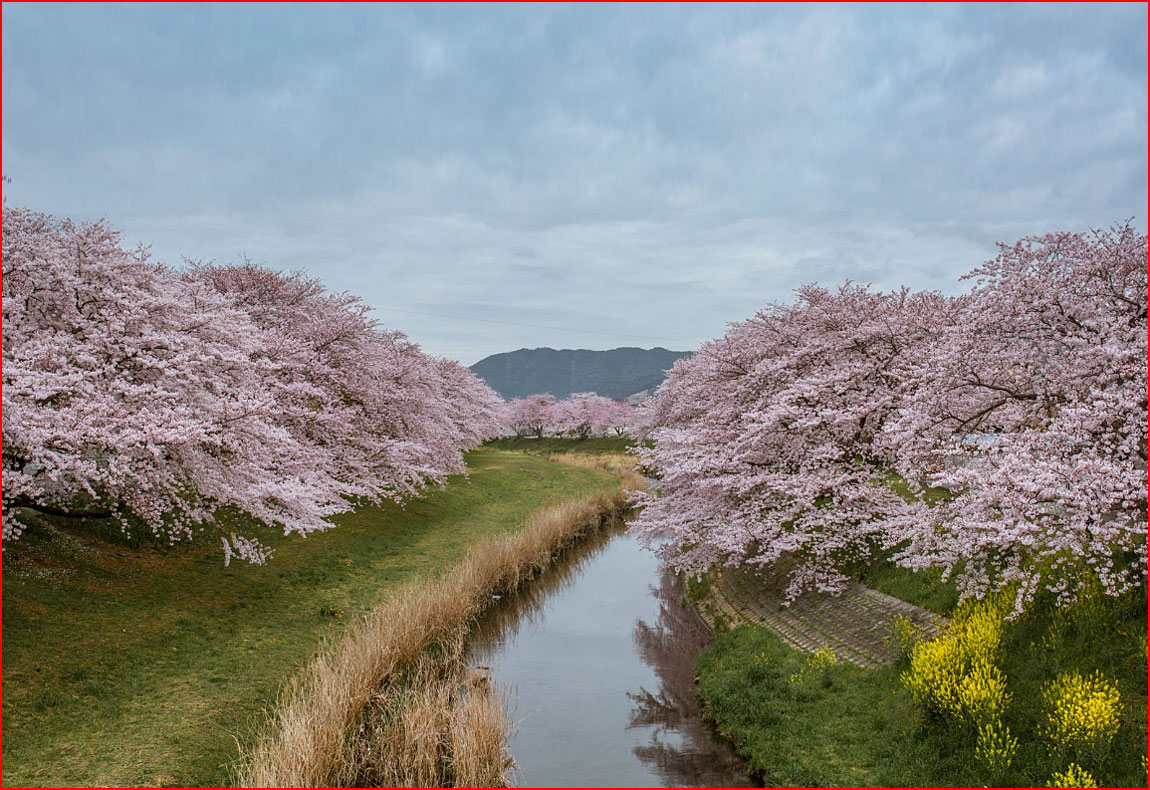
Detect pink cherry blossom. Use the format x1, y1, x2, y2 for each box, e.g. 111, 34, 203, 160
884, 224, 1147, 608
504, 392, 635, 438
3, 209, 503, 561
505, 393, 558, 438
631, 283, 950, 597
633, 224, 1146, 609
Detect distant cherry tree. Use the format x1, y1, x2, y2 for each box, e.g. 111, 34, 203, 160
505, 393, 557, 438
602, 398, 636, 437
504, 392, 635, 439
552, 392, 620, 438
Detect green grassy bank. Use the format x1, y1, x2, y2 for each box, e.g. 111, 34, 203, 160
694, 577, 1147, 787
2, 448, 620, 787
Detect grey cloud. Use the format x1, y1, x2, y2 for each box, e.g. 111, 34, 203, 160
3, 3, 1145, 364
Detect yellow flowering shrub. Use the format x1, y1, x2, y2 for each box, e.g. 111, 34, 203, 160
975, 719, 1018, 776
958, 660, 1010, 724
902, 596, 1027, 783
903, 631, 966, 714
789, 645, 839, 683
1041, 670, 1122, 768
808, 645, 838, 669
902, 596, 1009, 720
1046, 763, 1097, 788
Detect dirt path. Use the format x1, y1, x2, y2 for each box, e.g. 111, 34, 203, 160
703, 565, 947, 668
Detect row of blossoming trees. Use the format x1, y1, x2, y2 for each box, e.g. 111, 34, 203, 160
504, 392, 635, 439
631, 225, 1147, 610
2, 207, 506, 563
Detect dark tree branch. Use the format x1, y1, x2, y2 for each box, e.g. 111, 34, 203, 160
9, 496, 114, 519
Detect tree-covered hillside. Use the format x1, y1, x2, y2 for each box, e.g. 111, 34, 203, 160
470, 347, 691, 400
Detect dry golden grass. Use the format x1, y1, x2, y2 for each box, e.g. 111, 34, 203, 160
234, 487, 636, 788
351, 647, 513, 788
547, 452, 648, 491
450, 669, 515, 788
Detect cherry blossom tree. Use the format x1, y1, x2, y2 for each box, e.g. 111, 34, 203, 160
550, 392, 619, 439
631, 283, 952, 597
3, 210, 503, 562
602, 398, 637, 437
506, 392, 634, 439
190, 261, 502, 501
635, 224, 1146, 609
884, 224, 1148, 608
505, 393, 557, 438
2, 209, 334, 560
427, 356, 506, 454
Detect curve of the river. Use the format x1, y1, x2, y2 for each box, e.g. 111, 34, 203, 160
466, 520, 754, 788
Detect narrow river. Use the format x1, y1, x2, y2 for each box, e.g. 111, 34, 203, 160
466, 520, 754, 787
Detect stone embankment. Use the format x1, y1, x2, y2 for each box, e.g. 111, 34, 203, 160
703, 565, 947, 668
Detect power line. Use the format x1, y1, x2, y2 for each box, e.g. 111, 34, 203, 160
371, 305, 684, 344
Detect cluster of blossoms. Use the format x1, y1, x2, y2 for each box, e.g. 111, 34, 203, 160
902, 596, 1011, 723
2, 207, 505, 561
504, 392, 635, 439
632, 224, 1147, 608
1046, 763, 1098, 788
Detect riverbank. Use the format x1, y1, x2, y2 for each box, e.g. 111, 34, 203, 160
1, 448, 623, 787
237, 486, 639, 787
691, 566, 1147, 787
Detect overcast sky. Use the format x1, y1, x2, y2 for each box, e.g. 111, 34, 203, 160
4, 3, 1146, 364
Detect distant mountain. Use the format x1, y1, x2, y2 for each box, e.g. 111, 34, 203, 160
470, 347, 692, 401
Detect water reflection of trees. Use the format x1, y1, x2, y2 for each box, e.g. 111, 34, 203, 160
629, 571, 756, 787
465, 518, 627, 662
463, 521, 754, 787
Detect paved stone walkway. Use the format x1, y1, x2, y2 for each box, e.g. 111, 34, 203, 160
702, 564, 947, 668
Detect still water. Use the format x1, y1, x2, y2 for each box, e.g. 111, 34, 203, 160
466, 521, 754, 788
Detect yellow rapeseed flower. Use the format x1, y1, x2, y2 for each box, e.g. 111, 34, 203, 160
1042, 670, 1122, 767
808, 646, 838, 669
975, 719, 1018, 775
958, 659, 1010, 724
1046, 763, 1097, 788
902, 596, 1007, 721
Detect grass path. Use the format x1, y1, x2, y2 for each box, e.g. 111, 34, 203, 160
2, 448, 620, 788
